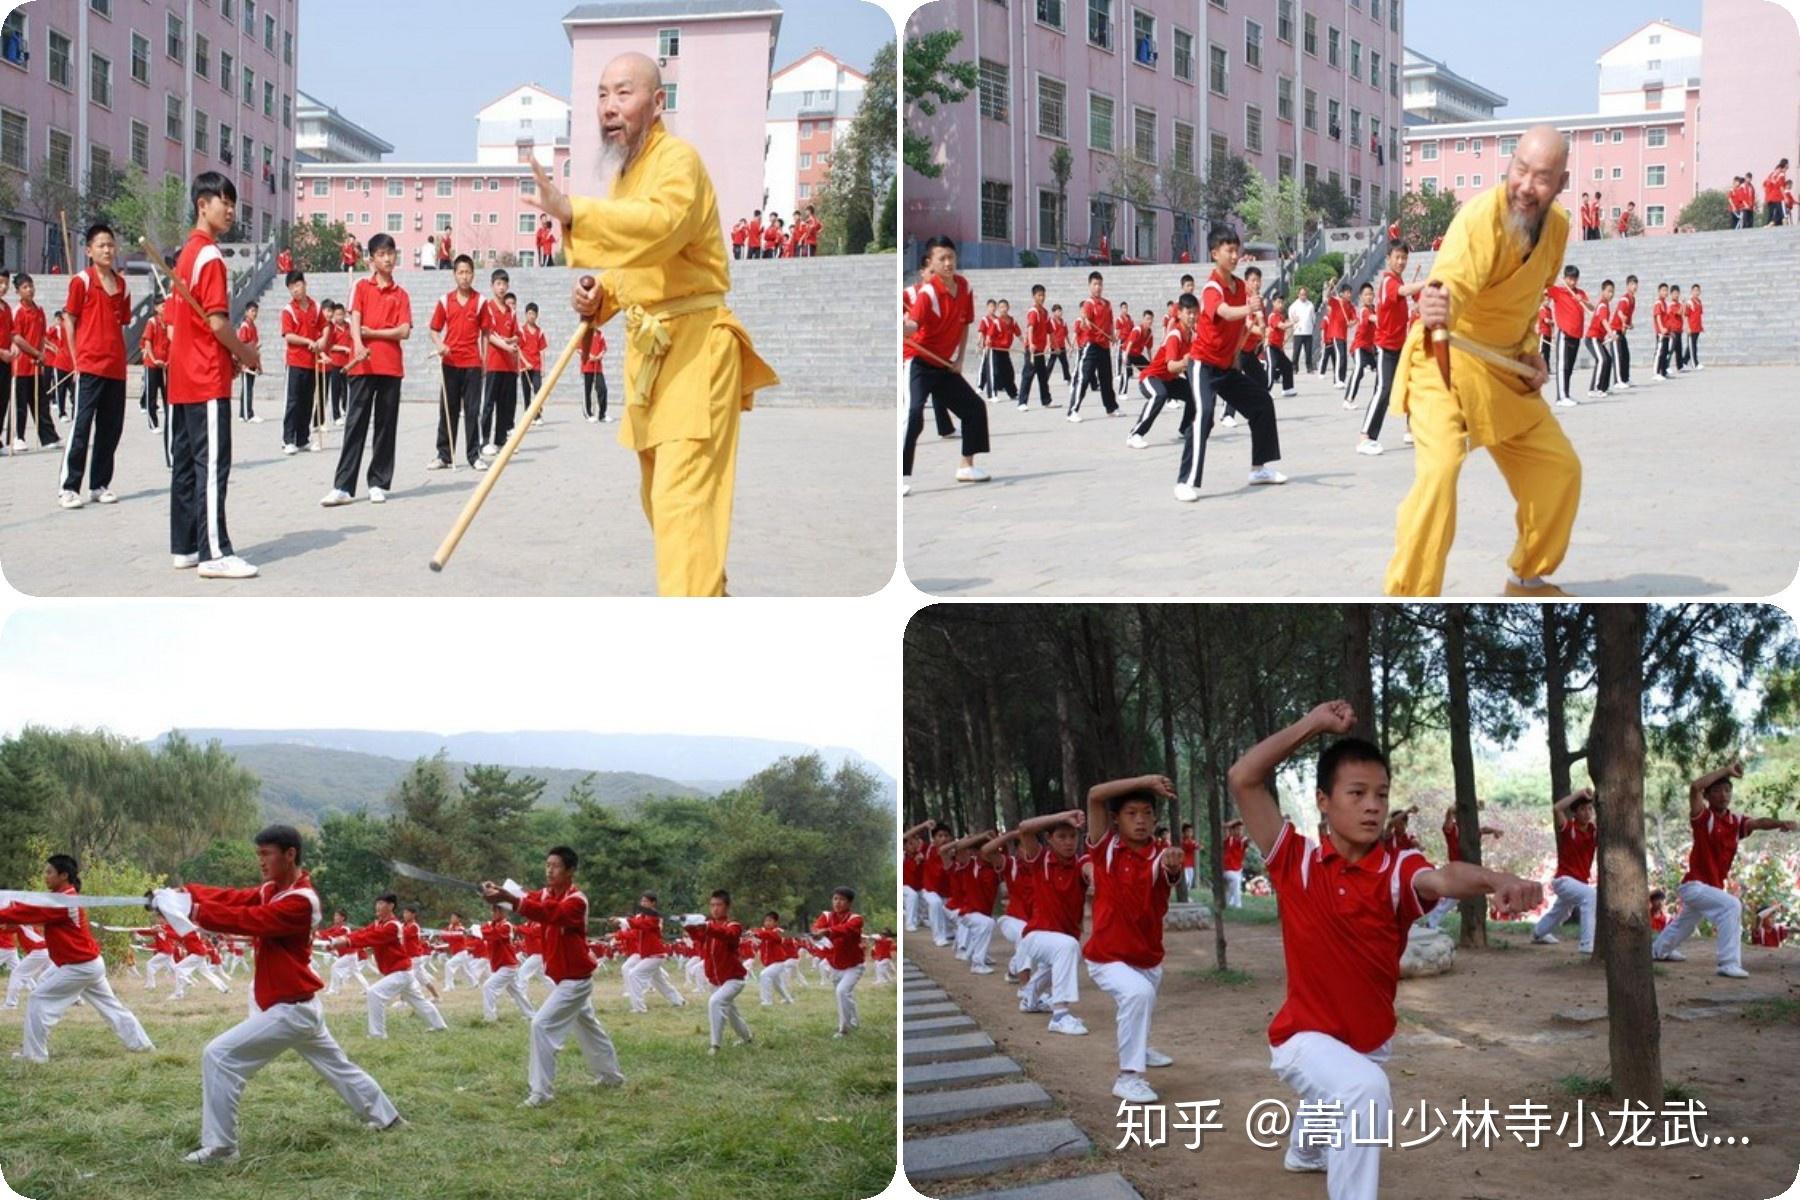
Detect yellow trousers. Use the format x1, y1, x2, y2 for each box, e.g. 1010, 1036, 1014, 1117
1384, 395, 1581, 596
634, 347, 743, 597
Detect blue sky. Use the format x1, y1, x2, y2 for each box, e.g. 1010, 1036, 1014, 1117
1406, 0, 1703, 118
296, 0, 894, 161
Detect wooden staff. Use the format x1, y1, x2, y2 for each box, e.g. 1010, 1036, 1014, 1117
435, 355, 457, 470
313, 357, 327, 452
428, 288, 593, 572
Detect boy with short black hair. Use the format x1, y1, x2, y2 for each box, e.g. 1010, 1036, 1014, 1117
235, 303, 261, 423
1067, 272, 1118, 421
477, 268, 521, 456
988, 809, 1090, 1035
1530, 788, 1599, 952
813, 887, 865, 1038
427, 254, 482, 470
579, 324, 609, 423
59, 223, 132, 506
9, 273, 58, 449
518, 301, 547, 402
321, 233, 412, 507
685, 889, 754, 1053
280, 271, 326, 455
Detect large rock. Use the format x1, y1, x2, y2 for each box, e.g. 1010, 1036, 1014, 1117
1165, 902, 1213, 931
1400, 926, 1456, 978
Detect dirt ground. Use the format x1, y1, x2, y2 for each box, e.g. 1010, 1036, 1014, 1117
905, 910, 1800, 1200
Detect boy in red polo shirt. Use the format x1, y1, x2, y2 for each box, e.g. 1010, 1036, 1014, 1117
1684, 282, 1704, 370
813, 887, 865, 1037
58, 223, 133, 506
340, 234, 360, 272
974, 299, 997, 399
1066, 272, 1119, 420
1179, 822, 1200, 889
1544, 264, 1591, 406
1125, 292, 1197, 449
990, 808, 1091, 1036
987, 299, 1020, 402
1017, 285, 1055, 410
323, 302, 352, 425
746, 210, 764, 260
1653, 760, 1795, 976
1175, 225, 1286, 503
1356, 241, 1428, 454
478, 905, 535, 1023
482, 847, 627, 1106
1047, 304, 1071, 382
1530, 788, 1599, 951
1221, 818, 1249, 906
234, 303, 262, 423
427, 254, 483, 470
945, 828, 1000, 973
9, 273, 58, 450
167, 173, 263, 578
1229, 701, 1541, 1194
902, 236, 992, 494
1081, 775, 1183, 1101
685, 889, 754, 1053
1764, 158, 1789, 226
279, 271, 327, 455
622, 893, 688, 1012
330, 893, 448, 1038
1666, 284, 1689, 374
579, 325, 609, 423
535, 216, 557, 267
139, 296, 169, 434
918, 823, 956, 944
730, 217, 748, 259
171, 825, 401, 1163
517, 299, 548, 401
476, 268, 522, 457
322, 233, 412, 507
1343, 282, 1378, 410
1422, 807, 1504, 929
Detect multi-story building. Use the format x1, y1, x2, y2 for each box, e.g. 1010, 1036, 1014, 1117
562, 0, 781, 239
295, 89, 391, 163
1695, 0, 1797, 197
1595, 19, 1699, 116
474, 82, 570, 168
764, 48, 865, 221
904, 0, 1407, 267
0, 0, 301, 269
1400, 47, 1504, 126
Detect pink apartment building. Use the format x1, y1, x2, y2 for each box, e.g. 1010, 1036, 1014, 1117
0, 0, 300, 270
1696, 0, 1799, 200
563, 0, 782, 240
905, 0, 1407, 267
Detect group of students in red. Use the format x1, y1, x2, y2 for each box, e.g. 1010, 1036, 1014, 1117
1535, 266, 1706, 409
0, 269, 70, 457
1727, 159, 1792, 229
729, 206, 822, 260
1575, 192, 1643, 240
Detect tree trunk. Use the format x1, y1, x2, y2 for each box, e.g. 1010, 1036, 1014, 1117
1343, 605, 1376, 741
1055, 682, 1082, 820
989, 678, 1020, 829
1543, 606, 1573, 800
1445, 609, 1486, 947
1155, 623, 1186, 902
1189, 611, 1228, 972
1586, 603, 1662, 1104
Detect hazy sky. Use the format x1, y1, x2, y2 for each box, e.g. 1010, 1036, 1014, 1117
296, 0, 895, 161
1405, 0, 1703, 118
0, 602, 900, 775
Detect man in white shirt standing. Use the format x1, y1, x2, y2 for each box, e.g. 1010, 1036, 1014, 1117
1287, 287, 1317, 375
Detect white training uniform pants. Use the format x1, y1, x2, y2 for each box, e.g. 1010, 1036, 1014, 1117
0, 947, 16, 974
325, 953, 362, 995
366, 969, 447, 1038
142, 951, 175, 989
200, 996, 398, 1154
1183, 867, 1196, 890
517, 953, 545, 992
482, 964, 536, 1022
1086, 959, 1162, 1074
1653, 880, 1744, 972
997, 914, 1028, 975
833, 963, 864, 1034
873, 958, 893, 984
961, 912, 996, 968
903, 885, 921, 930
1021, 930, 1082, 1009
1423, 896, 1456, 930
1270, 1032, 1393, 1200
443, 950, 473, 989
410, 961, 435, 993
707, 977, 753, 1047
1532, 875, 1597, 952
626, 954, 686, 1012
923, 890, 952, 945
1224, 870, 1245, 908
529, 976, 626, 1101
684, 955, 707, 992
758, 959, 797, 1005
17, 957, 154, 1062
4, 949, 50, 1007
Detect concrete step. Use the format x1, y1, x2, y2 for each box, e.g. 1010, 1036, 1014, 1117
903, 1118, 1093, 1182
904, 1015, 979, 1035
903, 1054, 1026, 1093
905, 989, 951, 1004
959, 1173, 1146, 1200
903, 1032, 997, 1065
902, 1080, 1054, 1128
904, 1001, 964, 1019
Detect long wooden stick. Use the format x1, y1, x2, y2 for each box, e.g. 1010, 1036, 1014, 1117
435, 358, 456, 469
1442, 330, 1539, 381
429, 314, 591, 572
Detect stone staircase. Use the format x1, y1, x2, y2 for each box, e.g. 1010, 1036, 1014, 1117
902, 956, 1144, 1200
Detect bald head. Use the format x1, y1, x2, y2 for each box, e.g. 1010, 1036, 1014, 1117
1502, 124, 1569, 248
1515, 125, 1568, 176
603, 51, 664, 93
595, 52, 667, 183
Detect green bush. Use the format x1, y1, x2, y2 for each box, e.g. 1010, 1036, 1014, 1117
1678, 189, 1732, 233
1018, 250, 1040, 269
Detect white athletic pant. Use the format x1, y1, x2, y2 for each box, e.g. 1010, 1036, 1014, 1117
962, 912, 996, 968
1086, 959, 1162, 1073
684, 955, 707, 991
482, 964, 536, 1021
903, 885, 921, 930
175, 956, 230, 997
366, 969, 447, 1038
528, 977, 626, 1101
16, 958, 154, 1062
0, 947, 16, 973
1270, 1032, 1393, 1199
1022, 930, 1082, 1010
833, 963, 864, 1034
4, 949, 50, 1007
923, 891, 952, 945
443, 951, 472, 989
517, 953, 545, 992
758, 959, 797, 1005
626, 955, 686, 1012
199, 996, 397, 1154
997, 915, 1027, 975
1183, 867, 1195, 890
874, 958, 893, 984
326, 954, 361, 995
1653, 880, 1744, 972
1532, 876, 1597, 952
1423, 896, 1456, 930
620, 953, 640, 997
410, 961, 435, 993
1225, 870, 1244, 908
707, 977, 753, 1047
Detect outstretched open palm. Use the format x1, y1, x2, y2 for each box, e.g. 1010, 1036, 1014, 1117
522, 158, 573, 231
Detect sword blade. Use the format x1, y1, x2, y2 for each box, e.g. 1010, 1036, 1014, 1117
386, 862, 485, 895
0, 890, 149, 909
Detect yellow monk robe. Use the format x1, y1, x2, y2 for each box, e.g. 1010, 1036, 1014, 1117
564, 119, 779, 596
1383, 183, 1582, 596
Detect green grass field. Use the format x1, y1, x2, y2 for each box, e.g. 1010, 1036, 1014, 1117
0, 963, 895, 1200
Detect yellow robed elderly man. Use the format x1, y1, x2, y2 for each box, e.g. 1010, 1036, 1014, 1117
528, 52, 778, 597
1385, 124, 1583, 598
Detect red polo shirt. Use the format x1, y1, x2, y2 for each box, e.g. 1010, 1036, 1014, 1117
281, 296, 325, 369
0, 886, 102, 966
1681, 809, 1752, 889
348, 275, 412, 378
1546, 283, 1588, 338
429, 289, 483, 369
1374, 270, 1408, 351
518, 323, 547, 371
1081, 828, 1174, 969
10, 301, 44, 377
687, 919, 747, 985
906, 274, 973, 365
963, 858, 1000, 916
812, 911, 865, 969
1141, 326, 1190, 381
988, 314, 1020, 350
515, 885, 597, 983
1553, 819, 1597, 883
186, 874, 326, 1009
64, 266, 131, 380
1190, 270, 1247, 370
920, 843, 951, 894
1002, 851, 1037, 920
478, 297, 520, 373
168, 230, 233, 403
582, 328, 606, 374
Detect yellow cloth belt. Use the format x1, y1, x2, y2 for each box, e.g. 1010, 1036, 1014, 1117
623, 292, 725, 408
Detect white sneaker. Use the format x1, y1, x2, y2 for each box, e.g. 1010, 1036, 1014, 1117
955, 466, 991, 483
1402, 431, 1414, 445
1356, 439, 1384, 456
1173, 484, 1200, 503
970, 964, 995, 975
308, 442, 325, 453
1066, 411, 1083, 423
172, 553, 200, 569
1046, 1013, 1089, 1036
1144, 1048, 1174, 1068
426, 459, 451, 471
283, 444, 298, 456
250, 416, 265, 424
1717, 965, 1750, 979
183, 1146, 239, 1166
1555, 398, 1578, 407
1220, 414, 1237, 427
1342, 398, 1358, 409
472, 459, 490, 472
482, 443, 500, 457
92, 489, 117, 504
1248, 467, 1287, 485
1282, 389, 1297, 397
369, 487, 387, 504
12, 438, 27, 451
901, 477, 912, 497
1015, 401, 1028, 411
1654, 950, 1687, 962
586, 415, 600, 424
198, 555, 258, 580
519, 1093, 554, 1108
1531, 932, 1560, 945
58, 490, 84, 509
1126, 434, 1149, 449
1283, 1149, 1326, 1174
366, 1116, 407, 1131
334, 417, 346, 427
320, 489, 355, 507
1018, 996, 1052, 1014
1112, 1074, 1158, 1104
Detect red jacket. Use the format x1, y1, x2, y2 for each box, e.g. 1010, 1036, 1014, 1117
628, 912, 667, 957
482, 918, 521, 969
516, 885, 596, 982
0, 886, 102, 966
186, 873, 326, 1009
343, 917, 412, 975
685, 919, 747, 985
811, 910, 865, 969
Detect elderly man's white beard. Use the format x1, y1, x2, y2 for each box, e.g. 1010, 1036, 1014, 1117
596, 126, 647, 195
1503, 200, 1545, 253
